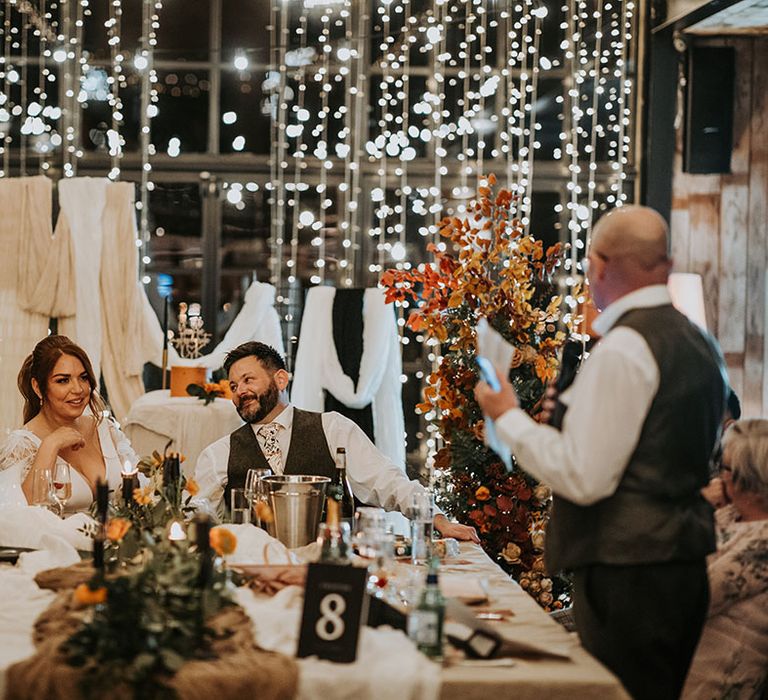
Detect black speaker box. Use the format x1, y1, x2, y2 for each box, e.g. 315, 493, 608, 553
683, 46, 735, 174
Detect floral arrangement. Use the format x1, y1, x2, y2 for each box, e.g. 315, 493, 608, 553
186, 380, 229, 405
382, 175, 572, 610
91, 451, 199, 566
63, 521, 237, 697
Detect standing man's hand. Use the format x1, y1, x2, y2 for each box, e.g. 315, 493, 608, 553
537, 385, 560, 423
474, 367, 519, 420
433, 513, 480, 543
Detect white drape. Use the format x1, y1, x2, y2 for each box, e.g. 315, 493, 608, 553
0, 176, 75, 436
290, 287, 405, 468
146, 280, 286, 369
100, 182, 162, 423
57, 177, 109, 382
1, 175, 285, 432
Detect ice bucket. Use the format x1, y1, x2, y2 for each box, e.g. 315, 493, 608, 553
261, 475, 331, 548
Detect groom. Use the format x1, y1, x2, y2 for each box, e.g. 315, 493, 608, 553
194, 341, 479, 542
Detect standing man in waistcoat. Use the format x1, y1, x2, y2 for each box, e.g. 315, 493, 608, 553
195, 341, 479, 542
475, 206, 728, 700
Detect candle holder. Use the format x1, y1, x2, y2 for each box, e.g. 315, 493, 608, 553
121, 462, 140, 507
170, 302, 211, 360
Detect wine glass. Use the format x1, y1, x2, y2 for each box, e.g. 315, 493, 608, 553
30, 468, 60, 515
52, 462, 72, 515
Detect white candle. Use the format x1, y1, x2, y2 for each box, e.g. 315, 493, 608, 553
168, 521, 187, 541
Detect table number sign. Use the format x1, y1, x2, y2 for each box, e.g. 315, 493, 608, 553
297, 563, 367, 663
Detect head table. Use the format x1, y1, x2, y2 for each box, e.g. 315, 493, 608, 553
122, 390, 243, 473
0, 532, 628, 700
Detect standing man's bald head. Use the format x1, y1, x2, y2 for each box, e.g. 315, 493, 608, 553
587, 205, 673, 310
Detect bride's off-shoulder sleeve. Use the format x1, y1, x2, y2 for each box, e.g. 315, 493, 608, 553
0, 431, 39, 481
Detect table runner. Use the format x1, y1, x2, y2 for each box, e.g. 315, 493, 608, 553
5, 577, 297, 700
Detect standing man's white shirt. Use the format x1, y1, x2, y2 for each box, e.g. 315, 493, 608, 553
495, 285, 670, 506
195, 404, 428, 514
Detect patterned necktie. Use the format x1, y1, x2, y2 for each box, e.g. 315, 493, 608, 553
257, 422, 282, 473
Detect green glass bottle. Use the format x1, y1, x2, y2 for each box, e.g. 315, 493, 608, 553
332, 447, 356, 531
407, 558, 445, 660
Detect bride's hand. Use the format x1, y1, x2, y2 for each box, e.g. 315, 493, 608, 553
48, 426, 86, 452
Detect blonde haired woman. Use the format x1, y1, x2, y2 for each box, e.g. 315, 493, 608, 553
683, 419, 768, 699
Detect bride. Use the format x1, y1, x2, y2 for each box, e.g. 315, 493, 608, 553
0, 335, 137, 513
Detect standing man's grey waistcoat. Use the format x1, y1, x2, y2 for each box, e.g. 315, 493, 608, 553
546, 304, 727, 572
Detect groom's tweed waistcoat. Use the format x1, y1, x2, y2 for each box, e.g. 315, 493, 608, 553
224, 408, 336, 511
546, 304, 727, 572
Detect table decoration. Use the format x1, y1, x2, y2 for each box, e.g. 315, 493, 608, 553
80, 450, 198, 570
5, 521, 300, 700
169, 302, 212, 398
185, 380, 229, 405
381, 175, 574, 611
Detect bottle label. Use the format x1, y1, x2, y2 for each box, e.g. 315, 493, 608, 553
408, 610, 440, 646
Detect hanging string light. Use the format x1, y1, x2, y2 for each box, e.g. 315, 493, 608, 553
313, 8, 332, 285
37, 0, 50, 173
426, 0, 446, 248
106, 0, 123, 180
337, 0, 358, 287
137, 0, 162, 285
287, 10, 309, 298
2, 0, 15, 177
268, 0, 290, 293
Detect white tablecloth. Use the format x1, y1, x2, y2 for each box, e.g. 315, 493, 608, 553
0, 538, 628, 700
123, 390, 243, 472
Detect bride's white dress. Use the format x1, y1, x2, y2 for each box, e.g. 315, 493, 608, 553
0, 419, 138, 513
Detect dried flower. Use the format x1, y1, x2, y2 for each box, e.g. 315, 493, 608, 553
74, 582, 107, 606
133, 485, 154, 506
531, 530, 546, 550
533, 485, 551, 503
501, 542, 522, 564
210, 527, 237, 556
185, 478, 199, 497
475, 486, 491, 501
106, 518, 132, 542
254, 501, 274, 524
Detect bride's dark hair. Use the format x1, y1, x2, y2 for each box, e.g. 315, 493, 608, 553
17, 335, 105, 424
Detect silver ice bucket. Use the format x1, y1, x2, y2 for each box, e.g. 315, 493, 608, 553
262, 475, 331, 548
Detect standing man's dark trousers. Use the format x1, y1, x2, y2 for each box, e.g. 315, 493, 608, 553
573, 560, 709, 700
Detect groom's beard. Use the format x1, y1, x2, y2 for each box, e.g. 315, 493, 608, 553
235, 379, 281, 423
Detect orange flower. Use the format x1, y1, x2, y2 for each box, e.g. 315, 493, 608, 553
254, 500, 274, 524
475, 486, 491, 501
106, 517, 132, 542
133, 485, 154, 506
74, 582, 107, 606
210, 527, 237, 556
185, 478, 200, 497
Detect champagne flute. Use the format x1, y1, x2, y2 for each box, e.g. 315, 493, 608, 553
52, 462, 72, 515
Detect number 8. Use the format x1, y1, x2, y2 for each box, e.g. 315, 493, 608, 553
315, 593, 346, 641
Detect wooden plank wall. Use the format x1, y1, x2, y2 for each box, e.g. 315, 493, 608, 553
670, 37, 768, 416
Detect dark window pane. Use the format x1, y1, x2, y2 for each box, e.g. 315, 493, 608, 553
146, 183, 203, 310
153, 70, 210, 153
220, 70, 269, 154
220, 181, 271, 337
222, 0, 270, 65
155, 0, 210, 63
